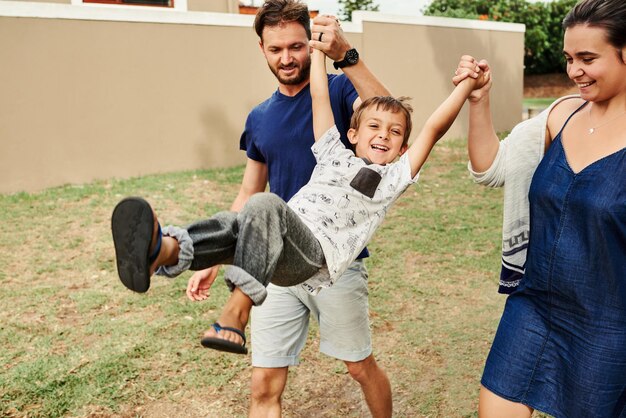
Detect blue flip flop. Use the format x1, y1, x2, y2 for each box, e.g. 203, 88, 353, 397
201, 323, 248, 354
111, 197, 161, 293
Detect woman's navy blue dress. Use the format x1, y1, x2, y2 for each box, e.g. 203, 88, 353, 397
481, 104, 626, 417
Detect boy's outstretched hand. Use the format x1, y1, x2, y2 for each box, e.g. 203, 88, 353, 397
453, 55, 492, 102
309, 14, 351, 62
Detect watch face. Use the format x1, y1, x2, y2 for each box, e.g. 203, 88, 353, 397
346, 49, 359, 65
333, 48, 359, 69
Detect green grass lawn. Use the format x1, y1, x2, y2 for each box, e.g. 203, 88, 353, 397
523, 97, 556, 108
0, 136, 551, 417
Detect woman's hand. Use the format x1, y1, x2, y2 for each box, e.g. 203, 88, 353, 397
453, 55, 492, 103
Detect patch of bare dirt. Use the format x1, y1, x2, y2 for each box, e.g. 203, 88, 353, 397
524, 73, 578, 98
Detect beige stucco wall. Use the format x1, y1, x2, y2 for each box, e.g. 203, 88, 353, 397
0, 4, 524, 193
188, 0, 237, 13
10, 0, 70, 3
362, 18, 523, 136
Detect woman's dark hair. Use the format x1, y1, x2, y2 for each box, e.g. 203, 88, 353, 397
563, 0, 626, 53
254, 0, 311, 42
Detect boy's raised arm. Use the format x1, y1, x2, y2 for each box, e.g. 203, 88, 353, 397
311, 48, 335, 142
406, 70, 489, 177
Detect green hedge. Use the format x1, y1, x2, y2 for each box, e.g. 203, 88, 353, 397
338, 0, 380, 22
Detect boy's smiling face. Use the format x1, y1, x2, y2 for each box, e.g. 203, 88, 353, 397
348, 107, 408, 165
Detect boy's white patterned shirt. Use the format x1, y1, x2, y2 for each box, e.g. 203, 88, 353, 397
288, 125, 418, 294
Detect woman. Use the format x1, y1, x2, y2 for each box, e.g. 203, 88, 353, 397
455, 0, 626, 416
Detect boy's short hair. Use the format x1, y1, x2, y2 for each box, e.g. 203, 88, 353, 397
254, 0, 311, 41
350, 96, 413, 146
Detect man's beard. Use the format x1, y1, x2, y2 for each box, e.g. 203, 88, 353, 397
268, 57, 311, 86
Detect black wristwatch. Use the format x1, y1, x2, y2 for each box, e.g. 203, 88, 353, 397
333, 48, 359, 70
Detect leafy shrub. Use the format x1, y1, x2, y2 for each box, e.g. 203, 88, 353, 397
338, 0, 380, 22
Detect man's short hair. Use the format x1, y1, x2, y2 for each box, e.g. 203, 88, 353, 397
254, 0, 312, 41
350, 96, 414, 147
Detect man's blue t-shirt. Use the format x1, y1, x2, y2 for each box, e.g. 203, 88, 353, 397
240, 74, 358, 202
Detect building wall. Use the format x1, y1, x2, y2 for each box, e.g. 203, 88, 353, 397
188, 0, 237, 13
0, 2, 524, 193
360, 14, 524, 136
10, 0, 70, 3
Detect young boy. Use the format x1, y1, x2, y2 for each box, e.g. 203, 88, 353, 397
111, 50, 486, 354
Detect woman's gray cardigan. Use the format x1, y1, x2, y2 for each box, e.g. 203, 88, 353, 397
467, 96, 578, 293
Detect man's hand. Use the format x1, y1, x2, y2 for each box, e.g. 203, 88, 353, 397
453, 55, 492, 102
186, 266, 220, 301
309, 14, 351, 62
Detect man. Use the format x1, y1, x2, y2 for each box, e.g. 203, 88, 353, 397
186, 1, 392, 416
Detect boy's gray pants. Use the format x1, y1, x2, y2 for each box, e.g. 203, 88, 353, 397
156, 193, 325, 305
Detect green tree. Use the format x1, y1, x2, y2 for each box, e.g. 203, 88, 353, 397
338, 0, 380, 22
423, 0, 578, 74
